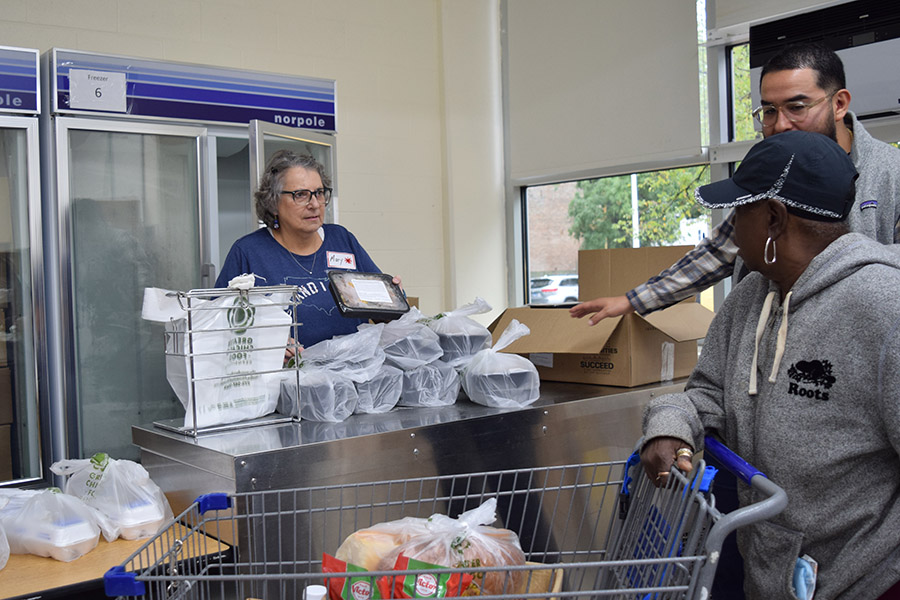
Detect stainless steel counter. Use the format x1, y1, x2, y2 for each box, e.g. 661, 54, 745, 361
134, 379, 686, 516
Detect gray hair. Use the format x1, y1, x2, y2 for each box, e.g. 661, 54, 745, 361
255, 150, 332, 229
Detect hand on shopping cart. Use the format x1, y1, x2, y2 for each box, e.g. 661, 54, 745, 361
640, 437, 695, 487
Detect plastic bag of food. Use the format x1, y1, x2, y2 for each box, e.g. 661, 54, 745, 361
355, 364, 403, 414
0, 488, 115, 562
50, 453, 174, 540
462, 319, 540, 408
375, 498, 526, 596
398, 361, 460, 408
364, 308, 444, 370
152, 286, 293, 429
424, 298, 493, 368
300, 325, 386, 383
336, 516, 431, 570
278, 369, 359, 422
0, 520, 8, 572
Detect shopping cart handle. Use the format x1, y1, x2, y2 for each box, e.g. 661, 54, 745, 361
696, 435, 788, 597
702, 435, 764, 486
104, 565, 146, 596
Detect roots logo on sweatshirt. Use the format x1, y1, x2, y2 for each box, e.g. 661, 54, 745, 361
787, 359, 835, 401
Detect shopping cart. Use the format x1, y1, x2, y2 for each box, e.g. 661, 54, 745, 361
104, 435, 785, 600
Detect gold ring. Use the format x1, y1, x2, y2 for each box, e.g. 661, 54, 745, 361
676, 448, 694, 459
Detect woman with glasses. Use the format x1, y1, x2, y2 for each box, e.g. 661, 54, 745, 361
216, 149, 395, 348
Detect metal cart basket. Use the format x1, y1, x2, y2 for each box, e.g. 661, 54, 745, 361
105, 436, 785, 600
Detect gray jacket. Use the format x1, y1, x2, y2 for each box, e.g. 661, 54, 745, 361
846, 112, 900, 244
643, 233, 900, 599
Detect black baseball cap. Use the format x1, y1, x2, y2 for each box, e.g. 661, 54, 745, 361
695, 130, 858, 221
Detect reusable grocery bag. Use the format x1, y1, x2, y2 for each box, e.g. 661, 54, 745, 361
462, 319, 540, 408
50, 453, 174, 540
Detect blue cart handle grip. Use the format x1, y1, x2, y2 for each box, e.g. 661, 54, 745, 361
703, 435, 765, 485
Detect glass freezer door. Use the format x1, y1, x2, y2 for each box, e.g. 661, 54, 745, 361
248, 120, 338, 223
54, 117, 206, 460
0, 115, 44, 484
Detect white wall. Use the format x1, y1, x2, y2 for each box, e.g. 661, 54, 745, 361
0, 0, 506, 317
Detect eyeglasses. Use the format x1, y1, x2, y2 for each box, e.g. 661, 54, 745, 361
751, 93, 835, 128
280, 187, 333, 206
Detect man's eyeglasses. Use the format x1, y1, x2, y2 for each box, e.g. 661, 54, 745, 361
281, 187, 333, 206
751, 93, 835, 128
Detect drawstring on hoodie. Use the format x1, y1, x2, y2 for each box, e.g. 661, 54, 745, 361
769, 291, 792, 384
748, 290, 792, 395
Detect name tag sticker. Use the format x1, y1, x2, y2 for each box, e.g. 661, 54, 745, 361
327, 251, 356, 269
69, 69, 127, 113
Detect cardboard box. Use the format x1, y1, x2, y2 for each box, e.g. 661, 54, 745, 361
578, 245, 695, 300
0, 424, 11, 481
0, 366, 12, 424
491, 303, 713, 387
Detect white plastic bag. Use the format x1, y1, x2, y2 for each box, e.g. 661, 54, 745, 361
462, 319, 540, 408
399, 360, 460, 408
367, 308, 443, 370
278, 370, 359, 422
0, 488, 114, 562
163, 289, 293, 428
300, 325, 386, 383
355, 364, 403, 414
50, 453, 174, 540
425, 298, 493, 367
375, 498, 527, 596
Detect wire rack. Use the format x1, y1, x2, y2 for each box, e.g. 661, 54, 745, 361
160, 285, 302, 437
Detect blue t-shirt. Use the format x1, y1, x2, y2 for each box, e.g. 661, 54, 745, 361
215, 225, 381, 347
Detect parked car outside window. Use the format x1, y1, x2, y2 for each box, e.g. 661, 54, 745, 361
530, 274, 579, 304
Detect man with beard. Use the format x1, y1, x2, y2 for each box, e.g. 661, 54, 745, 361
570, 42, 900, 324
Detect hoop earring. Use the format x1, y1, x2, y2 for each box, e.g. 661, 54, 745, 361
764, 237, 777, 265
273, 215, 280, 230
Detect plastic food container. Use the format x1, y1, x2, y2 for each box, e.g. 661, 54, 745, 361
328, 271, 409, 321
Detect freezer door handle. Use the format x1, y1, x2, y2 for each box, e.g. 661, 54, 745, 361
201, 263, 216, 288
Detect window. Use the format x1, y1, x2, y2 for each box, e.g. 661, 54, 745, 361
731, 43, 758, 142
524, 165, 711, 303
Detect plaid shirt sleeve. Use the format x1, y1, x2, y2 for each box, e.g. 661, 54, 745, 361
626, 211, 739, 315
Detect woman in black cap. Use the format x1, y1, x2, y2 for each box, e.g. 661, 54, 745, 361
640, 130, 900, 600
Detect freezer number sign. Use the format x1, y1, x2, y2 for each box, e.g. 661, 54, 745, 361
69, 69, 127, 113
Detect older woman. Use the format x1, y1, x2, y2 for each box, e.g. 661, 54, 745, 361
216, 150, 389, 348
640, 131, 900, 599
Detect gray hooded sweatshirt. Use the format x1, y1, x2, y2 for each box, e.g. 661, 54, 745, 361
643, 233, 900, 600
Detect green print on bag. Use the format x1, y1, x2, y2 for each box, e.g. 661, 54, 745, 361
227, 297, 256, 334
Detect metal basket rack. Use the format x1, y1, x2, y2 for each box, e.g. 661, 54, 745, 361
157, 285, 303, 437
105, 436, 786, 600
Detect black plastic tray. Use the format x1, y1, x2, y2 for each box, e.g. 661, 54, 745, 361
327, 271, 409, 321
